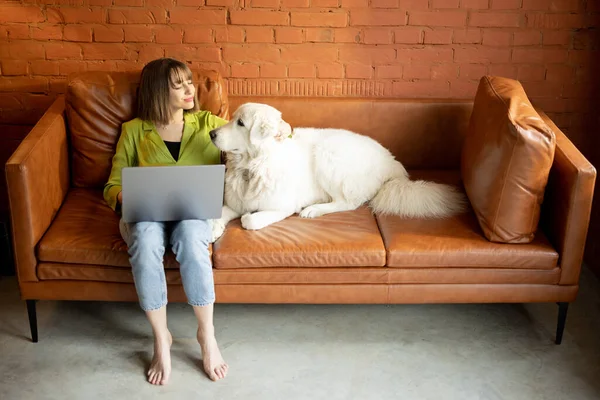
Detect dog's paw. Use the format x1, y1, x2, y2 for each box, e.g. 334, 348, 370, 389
299, 205, 324, 219
241, 213, 266, 230
208, 218, 226, 243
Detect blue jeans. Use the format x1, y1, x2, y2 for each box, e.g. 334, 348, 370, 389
119, 219, 215, 311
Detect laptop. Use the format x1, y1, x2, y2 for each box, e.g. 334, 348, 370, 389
121, 165, 225, 223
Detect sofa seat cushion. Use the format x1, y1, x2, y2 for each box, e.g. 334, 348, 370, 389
378, 170, 559, 269
37, 189, 187, 269
212, 206, 386, 269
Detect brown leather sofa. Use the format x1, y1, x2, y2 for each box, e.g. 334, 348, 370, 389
6, 70, 596, 345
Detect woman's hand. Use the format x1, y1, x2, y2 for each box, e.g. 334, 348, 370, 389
117, 191, 123, 204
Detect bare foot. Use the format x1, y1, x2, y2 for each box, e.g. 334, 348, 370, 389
197, 328, 228, 381
147, 331, 172, 385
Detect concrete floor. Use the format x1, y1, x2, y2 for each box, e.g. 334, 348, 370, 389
1, 271, 599, 400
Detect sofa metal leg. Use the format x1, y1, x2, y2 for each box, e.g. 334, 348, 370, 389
555, 302, 569, 345
26, 300, 38, 343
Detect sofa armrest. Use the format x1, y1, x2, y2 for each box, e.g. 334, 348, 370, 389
5, 96, 70, 283
537, 110, 596, 285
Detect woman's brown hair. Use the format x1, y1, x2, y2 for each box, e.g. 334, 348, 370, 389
137, 58, 199, 126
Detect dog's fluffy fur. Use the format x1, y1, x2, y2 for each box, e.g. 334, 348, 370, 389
209, 102, 466, 238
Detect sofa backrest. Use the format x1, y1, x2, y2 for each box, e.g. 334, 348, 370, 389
65, 69, 229, 188
229, 96, 473, 170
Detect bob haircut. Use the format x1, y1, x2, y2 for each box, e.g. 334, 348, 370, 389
137, 58, 199, 125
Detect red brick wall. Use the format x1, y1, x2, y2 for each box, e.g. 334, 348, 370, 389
0, 1, 598, 141
1, 0, 600, 272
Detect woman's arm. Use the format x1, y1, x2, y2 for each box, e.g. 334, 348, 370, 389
196, 110, 229, 164
103, 124, 136, 212
208, 113, 228, 128
197, 109, 228, 130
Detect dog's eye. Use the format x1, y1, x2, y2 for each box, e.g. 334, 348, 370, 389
237, 119, 244, 127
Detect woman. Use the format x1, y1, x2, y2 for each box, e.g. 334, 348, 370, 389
104, 58, 228, 385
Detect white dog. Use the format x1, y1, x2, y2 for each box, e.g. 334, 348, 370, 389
208, 102, 465, 240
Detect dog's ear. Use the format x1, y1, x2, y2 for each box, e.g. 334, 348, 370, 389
274, 120, 292, 142
249, 110, 283, 145
249, 117, 275, 145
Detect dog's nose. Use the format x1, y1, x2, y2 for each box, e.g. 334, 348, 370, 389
209, 129, 217, 141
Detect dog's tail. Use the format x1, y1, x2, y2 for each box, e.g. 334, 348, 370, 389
369, 177, 467, 218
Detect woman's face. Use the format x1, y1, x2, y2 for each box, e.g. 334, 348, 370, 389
168, 70, 195, 112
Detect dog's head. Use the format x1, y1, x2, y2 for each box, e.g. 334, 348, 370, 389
209, 102, 292, 155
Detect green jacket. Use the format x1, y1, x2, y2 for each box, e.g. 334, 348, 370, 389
103, 111, 228, 212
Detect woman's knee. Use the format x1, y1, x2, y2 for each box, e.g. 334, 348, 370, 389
127, 222, 167, 256
171, 220, 211, 246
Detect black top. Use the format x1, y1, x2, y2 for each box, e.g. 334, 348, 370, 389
164, 140, 181, 161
